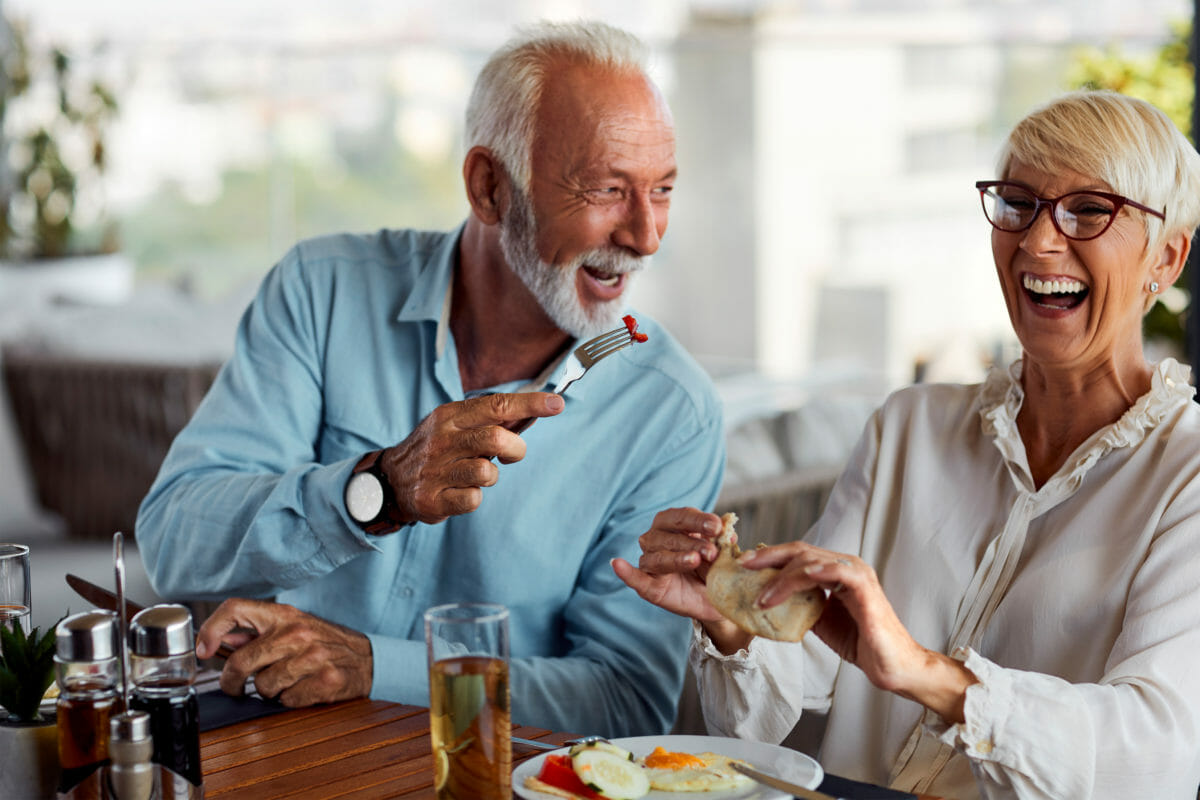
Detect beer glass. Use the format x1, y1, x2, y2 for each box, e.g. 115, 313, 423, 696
0, 543, 31, 635
424, 603, 511, 800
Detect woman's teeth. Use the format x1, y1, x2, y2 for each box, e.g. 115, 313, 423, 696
1023, 275, 1085, 295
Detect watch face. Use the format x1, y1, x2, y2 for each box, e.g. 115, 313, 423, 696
346, 471, 385, 522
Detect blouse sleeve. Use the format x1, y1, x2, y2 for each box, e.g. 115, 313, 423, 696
689, 621, 840, 744
929, 508, 1200, 799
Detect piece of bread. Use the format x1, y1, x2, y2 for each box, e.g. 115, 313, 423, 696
704, 512, 825, 641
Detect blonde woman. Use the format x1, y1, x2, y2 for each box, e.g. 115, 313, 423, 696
617, 90, 1200, 799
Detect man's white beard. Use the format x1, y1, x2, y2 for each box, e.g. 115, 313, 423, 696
499, 187, 646, 339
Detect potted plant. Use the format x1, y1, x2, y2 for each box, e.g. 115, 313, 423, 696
0, 619, 60, 797
0, 13, 130, 305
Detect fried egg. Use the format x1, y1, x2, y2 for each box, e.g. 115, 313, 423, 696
638, 747, 755, 792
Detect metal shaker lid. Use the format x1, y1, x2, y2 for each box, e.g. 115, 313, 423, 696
129, 604, 194, 656
111, 710, 152, 743
56, 610, 118, 661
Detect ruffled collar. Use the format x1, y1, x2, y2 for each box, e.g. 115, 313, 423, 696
979, 357, 1195, 495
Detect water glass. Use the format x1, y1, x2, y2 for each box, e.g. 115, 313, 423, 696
0, 543, 31, 635
424, 603, 511, 800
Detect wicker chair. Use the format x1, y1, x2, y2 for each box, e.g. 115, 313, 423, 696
2, 348, 220, 540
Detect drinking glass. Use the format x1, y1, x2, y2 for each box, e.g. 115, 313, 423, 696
424, 603, 511, 800
0, 543, 31, 635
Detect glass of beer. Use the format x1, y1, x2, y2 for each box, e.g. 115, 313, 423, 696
0, 544, 31, 635
424, 603, 511, 800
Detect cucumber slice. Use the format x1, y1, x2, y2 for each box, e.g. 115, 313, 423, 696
567, 739, 635, 761
571, 749, 650, 799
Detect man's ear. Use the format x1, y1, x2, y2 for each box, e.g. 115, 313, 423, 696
463, 146, 508, 226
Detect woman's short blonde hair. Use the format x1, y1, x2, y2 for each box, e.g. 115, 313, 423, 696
998, 90, 1200, 252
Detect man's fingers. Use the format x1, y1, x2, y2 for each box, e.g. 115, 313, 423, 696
652, 507, 723, 538
195, 597, 272, 659
456, 392, 564, 429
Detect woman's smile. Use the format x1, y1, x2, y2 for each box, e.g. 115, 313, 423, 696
1020, 273, 1089, 312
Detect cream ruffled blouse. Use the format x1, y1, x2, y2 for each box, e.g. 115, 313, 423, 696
692, 358, 1200, 800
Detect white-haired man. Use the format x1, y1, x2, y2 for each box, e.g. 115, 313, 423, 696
136, 20, 724, 737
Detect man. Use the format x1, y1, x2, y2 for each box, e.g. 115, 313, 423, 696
136, 20, 724, 738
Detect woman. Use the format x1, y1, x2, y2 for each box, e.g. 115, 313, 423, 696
614, 90, 1200, 799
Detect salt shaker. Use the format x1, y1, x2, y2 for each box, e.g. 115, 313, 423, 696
56, 610, 120, 795
128, 604, 203, 798
106, 710, 158, 800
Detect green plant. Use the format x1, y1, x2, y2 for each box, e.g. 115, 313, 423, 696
0, 14, 119, 260
1067, 19, 1194, 348
0, 620, 57, 723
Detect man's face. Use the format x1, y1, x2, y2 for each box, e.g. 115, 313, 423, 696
500, 62, 676, 338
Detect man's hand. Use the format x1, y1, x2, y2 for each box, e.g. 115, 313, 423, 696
383, 392, 564, 525
195, 598, 373, 707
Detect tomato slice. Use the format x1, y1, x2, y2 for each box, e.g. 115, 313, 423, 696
536, 754, 605, 799
622, 314, 649, 343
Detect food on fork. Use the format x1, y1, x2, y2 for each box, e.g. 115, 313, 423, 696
705, 512, 826, 641
622, 314, 649, 343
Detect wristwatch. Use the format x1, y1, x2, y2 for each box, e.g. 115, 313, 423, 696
344, 450, 406, 535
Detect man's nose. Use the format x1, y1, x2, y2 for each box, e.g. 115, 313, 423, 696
612, 192, 664, 256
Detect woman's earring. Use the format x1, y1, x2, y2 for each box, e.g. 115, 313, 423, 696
1150, 281, 1160, 293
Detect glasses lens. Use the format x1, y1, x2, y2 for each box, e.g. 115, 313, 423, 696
1055, 193, 1118, 239
982, 184, 1037, 232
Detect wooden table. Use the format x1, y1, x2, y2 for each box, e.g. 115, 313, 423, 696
199, 699, 569, 798
199, 698, 945, 799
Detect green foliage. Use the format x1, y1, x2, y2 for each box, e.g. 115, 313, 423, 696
0, 15, 119, 259
0, 620, 57, 723
1067, 20, 1194, 347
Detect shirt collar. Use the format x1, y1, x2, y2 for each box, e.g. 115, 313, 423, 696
401, 222, 579, 395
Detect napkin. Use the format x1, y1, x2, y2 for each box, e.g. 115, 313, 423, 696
197, 688, 288, 732
818, 773, 918, 800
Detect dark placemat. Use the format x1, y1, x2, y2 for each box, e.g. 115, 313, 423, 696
817, 773, 918, 799
197, 688, 288, 732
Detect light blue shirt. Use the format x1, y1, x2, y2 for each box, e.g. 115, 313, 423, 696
136, 226, 725, 737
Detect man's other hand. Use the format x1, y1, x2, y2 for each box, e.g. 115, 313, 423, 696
195, 598, 373, 707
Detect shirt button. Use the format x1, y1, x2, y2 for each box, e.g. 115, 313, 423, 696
975, 740, 993, 754
402, 587, 414, 597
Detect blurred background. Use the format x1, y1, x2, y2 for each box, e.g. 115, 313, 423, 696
0, 0, 1194, 624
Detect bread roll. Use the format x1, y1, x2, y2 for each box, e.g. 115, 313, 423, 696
705, 512, 825, 641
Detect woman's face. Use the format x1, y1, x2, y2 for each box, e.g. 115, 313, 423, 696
992, 159, 1162, 373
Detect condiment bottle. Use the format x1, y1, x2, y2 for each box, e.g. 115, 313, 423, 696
128, 604, 204, 798
56, 609, 120, 795
106, 710, 158, 800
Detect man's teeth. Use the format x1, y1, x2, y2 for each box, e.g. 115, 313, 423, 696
593, 272, 620, 287
1023, 275, 1085, 294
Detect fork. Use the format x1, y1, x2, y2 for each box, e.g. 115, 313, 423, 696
511, 735, 610, 752
507, 324, 635, 434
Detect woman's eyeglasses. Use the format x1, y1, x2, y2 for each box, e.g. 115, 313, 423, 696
975, 180, 1165, 241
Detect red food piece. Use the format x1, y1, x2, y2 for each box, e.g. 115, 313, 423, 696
622, 314, 649, 343
536, 754, 604, 799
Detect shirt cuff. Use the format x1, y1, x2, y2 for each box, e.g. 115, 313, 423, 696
688, 619, 761, 673
366, 633, 429, 705
932, 646, 1010, 759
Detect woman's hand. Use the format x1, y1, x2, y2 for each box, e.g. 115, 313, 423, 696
742, 541, 977, 723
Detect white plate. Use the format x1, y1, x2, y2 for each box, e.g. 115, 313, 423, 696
513, 734, 823, 800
